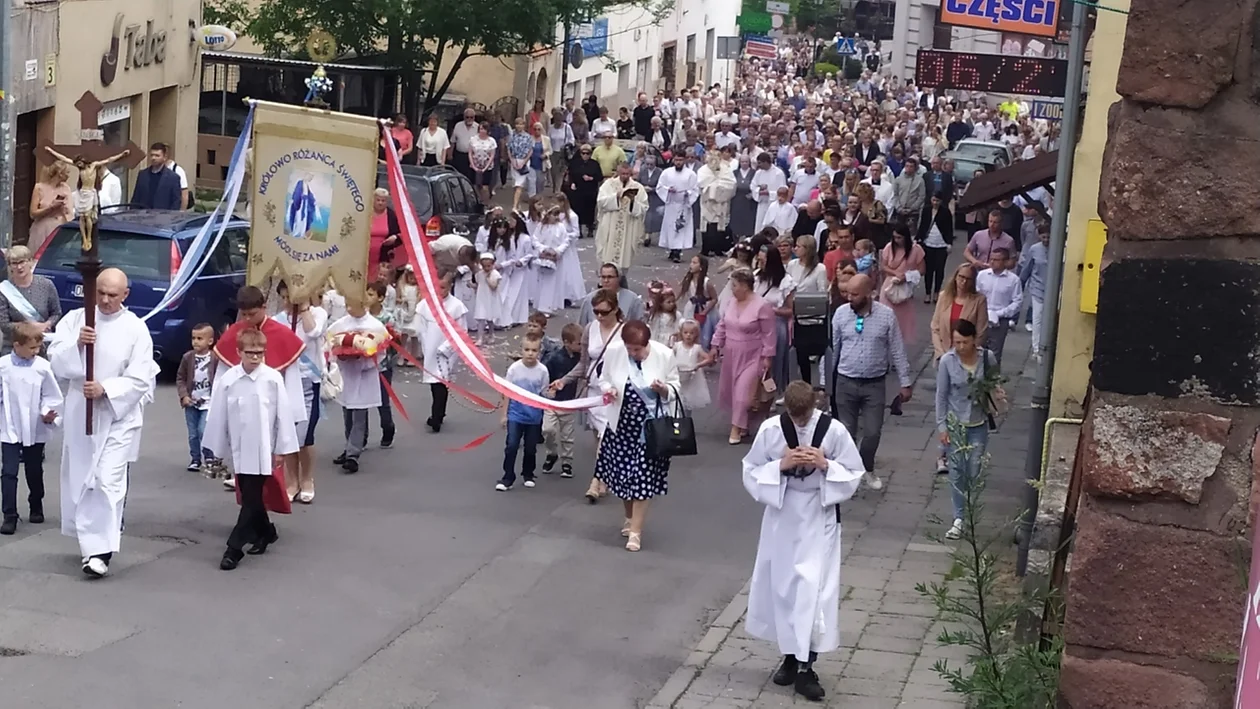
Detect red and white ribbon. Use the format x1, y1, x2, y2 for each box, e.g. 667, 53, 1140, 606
381, 127, 606, 412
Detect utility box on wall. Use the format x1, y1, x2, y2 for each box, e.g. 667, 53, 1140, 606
1080, 219, 1106, 314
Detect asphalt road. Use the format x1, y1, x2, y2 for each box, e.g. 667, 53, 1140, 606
0, 231, 773, 709
0, 211, 955, 708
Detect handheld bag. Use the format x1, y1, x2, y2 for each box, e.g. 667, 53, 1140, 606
646, 387, 697, 458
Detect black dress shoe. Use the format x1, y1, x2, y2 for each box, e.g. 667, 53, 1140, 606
772, 655, 798, 686
28, 510, 44, 524
342, 457, 359, 474
220, 549, 243, 571
795, 667, 825, 701
247, 526, 279, 555
426, 417, 442, 433
0, 518, 16, 535
332, 453, 347, 466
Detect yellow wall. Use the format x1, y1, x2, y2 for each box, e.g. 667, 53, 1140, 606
1049, 3, 1130, 418
56, 0, 202, 186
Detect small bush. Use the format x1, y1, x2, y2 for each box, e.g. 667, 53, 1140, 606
814, 62, 840, 77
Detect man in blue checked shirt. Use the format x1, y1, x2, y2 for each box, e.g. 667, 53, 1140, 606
828, 274, 913, 491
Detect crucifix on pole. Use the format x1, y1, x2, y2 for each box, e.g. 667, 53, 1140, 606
36, 91, 143, 434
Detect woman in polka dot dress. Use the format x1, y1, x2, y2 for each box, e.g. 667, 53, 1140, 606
592, 320, 681, 552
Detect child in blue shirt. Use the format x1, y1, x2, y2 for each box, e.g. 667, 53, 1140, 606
497, 335, 551, 491
541, 323, 583, 478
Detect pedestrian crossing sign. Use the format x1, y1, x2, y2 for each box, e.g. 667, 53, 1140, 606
836, 37, 856, 55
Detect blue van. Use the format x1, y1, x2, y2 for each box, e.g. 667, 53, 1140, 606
34, 210, 251, 366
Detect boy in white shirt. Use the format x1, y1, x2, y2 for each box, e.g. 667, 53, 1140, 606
204, 328, 299, 570
327, 300, 388, 473
0, 323, 62, 535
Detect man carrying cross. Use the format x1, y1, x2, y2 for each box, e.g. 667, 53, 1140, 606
48, 268, 159, 578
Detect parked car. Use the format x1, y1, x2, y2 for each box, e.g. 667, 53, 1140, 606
375, 164, 485, 239
952, 139, 1014, 168
34, 209, 250, 366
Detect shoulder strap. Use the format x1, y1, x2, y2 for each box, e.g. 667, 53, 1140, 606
811, 414, 832, 449
779, 413, 799, 448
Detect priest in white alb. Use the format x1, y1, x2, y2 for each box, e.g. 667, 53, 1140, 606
595, 163, 648, 276
48, 268, 160, 578
697, 151, 736, 257
656, 151, 699, 263
741, 380, 864, 702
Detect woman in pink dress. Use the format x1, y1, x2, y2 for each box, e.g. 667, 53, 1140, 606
708, 269, 777, 445
878, 222, 926, 346
367, 188, 402, 275
28, 162, 72, 255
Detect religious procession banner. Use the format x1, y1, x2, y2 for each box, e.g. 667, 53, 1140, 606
248, 100, 379, 305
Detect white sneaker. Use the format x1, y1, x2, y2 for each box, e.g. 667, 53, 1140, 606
222, 476, 236, 491
1025, 323, 1033, 332
494, 482, 509, 492
774, 397, 785, 407
82, 557, 109, 578
523, 479, 536, 488
945, 519, 963, 540
864, 472, 884, 491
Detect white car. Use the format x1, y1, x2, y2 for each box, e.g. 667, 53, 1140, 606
953, 139, 1015, 168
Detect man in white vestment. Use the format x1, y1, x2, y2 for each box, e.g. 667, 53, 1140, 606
657, 152, 700, 263
697, 152, 736, 257
750, 152, 787, 232
742, 380, 865, 702
595, 163, 648, 277
48, 268, 160, 578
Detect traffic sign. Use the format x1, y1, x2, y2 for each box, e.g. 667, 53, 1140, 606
766, 1, 790, 13
835, 37, 856, 55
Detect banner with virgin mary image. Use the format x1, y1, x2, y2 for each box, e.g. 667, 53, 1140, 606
248, 100, 379, 305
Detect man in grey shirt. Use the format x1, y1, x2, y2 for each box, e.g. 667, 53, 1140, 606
829, 274, 913, 490
0, 246, 62, 353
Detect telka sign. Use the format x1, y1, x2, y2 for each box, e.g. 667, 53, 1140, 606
939, 0, 1059, 38
100, 14, 167, 87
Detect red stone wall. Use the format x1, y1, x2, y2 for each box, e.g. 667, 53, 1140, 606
1060, 0, 1259, 706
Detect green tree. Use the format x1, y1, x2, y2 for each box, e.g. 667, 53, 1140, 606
206, 0, 659, 118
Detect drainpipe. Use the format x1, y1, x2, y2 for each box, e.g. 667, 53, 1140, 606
1016, 0, 1088, 577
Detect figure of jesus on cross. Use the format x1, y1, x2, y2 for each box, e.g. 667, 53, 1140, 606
36, 91, 143, 433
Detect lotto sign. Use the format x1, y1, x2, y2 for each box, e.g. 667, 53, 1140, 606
939, 0, 1059, 38
1032, 100, 1063, 120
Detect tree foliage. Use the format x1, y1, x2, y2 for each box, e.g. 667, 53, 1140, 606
205, 0, 654, 117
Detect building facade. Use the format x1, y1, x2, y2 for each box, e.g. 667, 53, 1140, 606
521, 0, 742, 113
887, 0, 1000, 82
56, 0, 203, 200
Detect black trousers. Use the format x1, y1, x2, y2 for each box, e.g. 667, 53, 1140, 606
1, 442, 43, 520
452, 150, 473, 182
701, 223, 732, 255
923, 245, 949, 295
227, 475, 272, 553
430, 383, 450, 424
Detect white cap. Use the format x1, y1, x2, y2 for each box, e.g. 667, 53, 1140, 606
479, 252, 495, 261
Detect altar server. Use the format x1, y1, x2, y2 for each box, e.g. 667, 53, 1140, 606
0, 322, 62, 536
657, 151, 699, 263
741, 380, 865, 702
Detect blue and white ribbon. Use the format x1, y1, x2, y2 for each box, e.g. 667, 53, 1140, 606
141, 103, 256, 322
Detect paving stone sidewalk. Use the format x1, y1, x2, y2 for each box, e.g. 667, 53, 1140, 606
648, 334, 1036, 709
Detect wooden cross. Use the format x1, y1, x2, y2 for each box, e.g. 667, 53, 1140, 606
36, 91, 143, 434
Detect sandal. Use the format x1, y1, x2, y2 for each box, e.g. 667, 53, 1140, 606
297, 489, 315, 504
621, 519, 632, 537
625, 532, 641, 552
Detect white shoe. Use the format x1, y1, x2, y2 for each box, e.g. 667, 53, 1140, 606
774, 397, 785, 407
82, 557, 109, 578
864, 472, 884, 491
495, 482, 509, 492
1025, 323, 1033, 332
523, 479, 536, 488
945, 519, 963, 540
222, 476, 236, 491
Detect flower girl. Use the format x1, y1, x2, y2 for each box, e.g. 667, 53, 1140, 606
672, 319, 711, 409
473, 252, 503, 345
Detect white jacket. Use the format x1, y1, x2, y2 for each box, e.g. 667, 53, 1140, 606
598, 340, 682, 434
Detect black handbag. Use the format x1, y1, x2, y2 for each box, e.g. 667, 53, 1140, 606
645, 387, 697, 458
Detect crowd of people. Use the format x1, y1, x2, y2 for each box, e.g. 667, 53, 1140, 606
0, 32, 1059, 704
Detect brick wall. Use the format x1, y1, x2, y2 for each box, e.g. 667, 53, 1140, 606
1058, 0, 1257, 706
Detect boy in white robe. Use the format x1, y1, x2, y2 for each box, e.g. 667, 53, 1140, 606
656, 152, 700, 263
0, 323, 63, 535
204, 328, 300, 571
327, 302, 388, 473
750, 152, 787, 232
741, 380, 865, 702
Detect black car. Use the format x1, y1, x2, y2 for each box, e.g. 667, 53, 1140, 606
375, 164, 485, 238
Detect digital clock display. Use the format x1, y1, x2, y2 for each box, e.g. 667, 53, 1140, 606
915, 49, 1068, 98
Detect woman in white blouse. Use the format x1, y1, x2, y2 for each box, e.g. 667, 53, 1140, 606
786, 235, 826, 385
754, 244, 795, 396
417, 114, 451, 167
